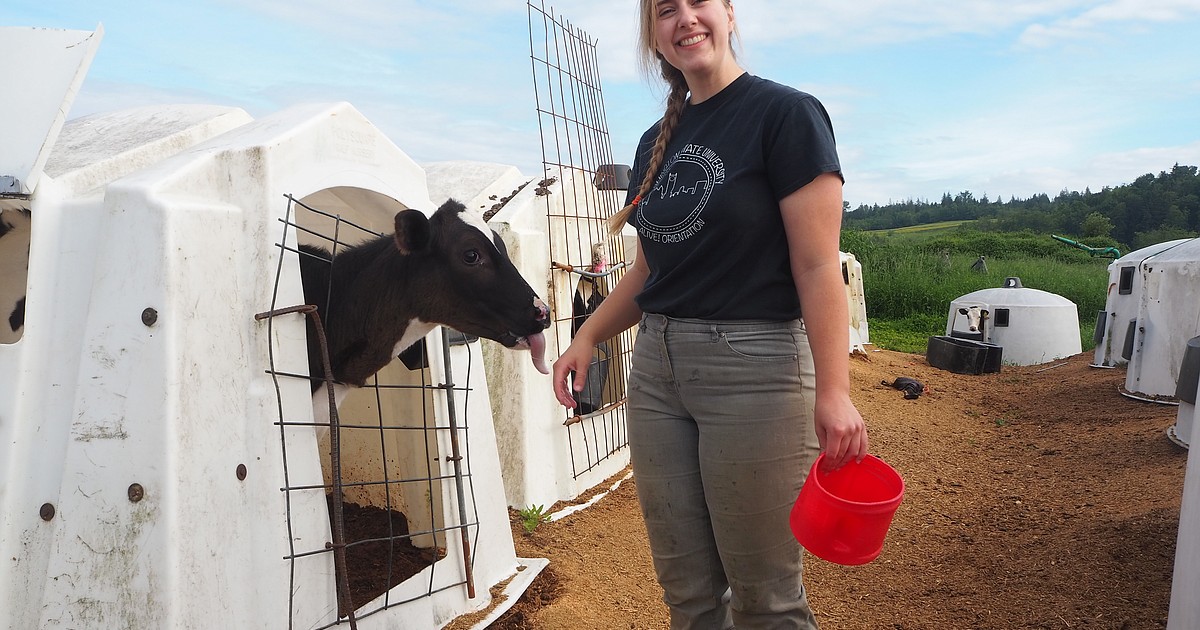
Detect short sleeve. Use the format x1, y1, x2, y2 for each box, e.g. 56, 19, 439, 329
763, 94, 842, 201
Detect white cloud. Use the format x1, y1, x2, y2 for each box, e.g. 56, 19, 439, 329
525, 1, 642, 83
213, 0, 475, 50
846, 138, 1200, 208
1076, 140, 1200, 188
23, 0, 1198, 209
732, 0, 1092, 48
945, 140, 1200, 203
1018, 0, 1200, 48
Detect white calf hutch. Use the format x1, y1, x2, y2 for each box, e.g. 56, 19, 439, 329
943, 277, 1082, 367
842, 251, 870, 353
1, 27, 543, 629
1091, 238, 1192, 368
1170, 362, 1200, 627
1110, 238, 1200, 402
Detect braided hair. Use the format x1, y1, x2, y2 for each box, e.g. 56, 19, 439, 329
607, 64, 688, 234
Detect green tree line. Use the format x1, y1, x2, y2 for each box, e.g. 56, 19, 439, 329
844, 163, 1200, 251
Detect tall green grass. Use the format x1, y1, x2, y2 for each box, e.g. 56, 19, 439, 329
842, 228, 1110, 354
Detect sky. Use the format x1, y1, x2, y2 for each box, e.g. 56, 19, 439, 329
5, 0, 1200, 209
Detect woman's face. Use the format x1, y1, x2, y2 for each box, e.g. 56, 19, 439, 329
653, 0, 736, 79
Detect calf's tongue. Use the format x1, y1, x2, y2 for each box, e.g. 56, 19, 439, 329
527, 331, 550, 374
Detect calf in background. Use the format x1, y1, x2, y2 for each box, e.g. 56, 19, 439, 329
958, 305, 989, 334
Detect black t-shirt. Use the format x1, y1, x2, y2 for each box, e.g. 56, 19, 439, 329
626, 73, 842, 320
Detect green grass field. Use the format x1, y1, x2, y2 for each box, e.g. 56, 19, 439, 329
868, 220, 973, 235
842, 227, 1109, 354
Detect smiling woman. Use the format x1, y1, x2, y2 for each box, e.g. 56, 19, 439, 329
551, 1, 869, 628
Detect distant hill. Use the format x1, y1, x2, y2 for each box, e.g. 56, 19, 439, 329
843, 164, 1200, 251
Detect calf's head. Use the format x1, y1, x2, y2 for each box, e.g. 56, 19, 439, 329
957, 305, 989, 332
397, 199, 551, 372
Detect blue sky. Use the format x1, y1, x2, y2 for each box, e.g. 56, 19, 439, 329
6, 0, 1200, 208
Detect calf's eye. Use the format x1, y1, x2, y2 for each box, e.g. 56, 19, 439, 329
463, 249, 482, 265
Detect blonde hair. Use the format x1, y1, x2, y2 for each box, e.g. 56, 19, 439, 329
608, 0, 739, 234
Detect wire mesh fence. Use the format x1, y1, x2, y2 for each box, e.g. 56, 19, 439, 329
260, 194, 483, 628
529, 0, 634, 481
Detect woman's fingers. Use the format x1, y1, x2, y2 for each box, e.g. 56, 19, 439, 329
816, 406, 868, 470
551, 347, 591, 408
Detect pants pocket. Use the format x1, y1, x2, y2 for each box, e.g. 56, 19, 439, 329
717, 328, 798, 363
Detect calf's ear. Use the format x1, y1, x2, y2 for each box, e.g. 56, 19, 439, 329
393, 209, 432, 255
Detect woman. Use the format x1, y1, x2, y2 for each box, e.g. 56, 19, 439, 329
552, 0, 869, 627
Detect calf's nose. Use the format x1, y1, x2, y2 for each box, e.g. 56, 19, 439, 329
533, 298, 550, 325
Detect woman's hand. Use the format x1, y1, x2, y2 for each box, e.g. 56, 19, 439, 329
551, 238, 650, 410
814, 392, 869, 470
552, 338, 598, 409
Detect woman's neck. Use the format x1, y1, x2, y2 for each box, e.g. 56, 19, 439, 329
686, 63, 745, 104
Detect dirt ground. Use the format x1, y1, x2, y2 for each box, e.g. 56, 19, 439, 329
488, 348, 1189, 629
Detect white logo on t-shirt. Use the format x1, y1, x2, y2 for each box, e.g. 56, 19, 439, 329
637, 144, 725, 244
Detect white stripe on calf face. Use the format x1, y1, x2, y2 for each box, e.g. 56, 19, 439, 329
454, 207, 504, 257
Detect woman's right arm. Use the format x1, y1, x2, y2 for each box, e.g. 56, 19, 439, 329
552, 237, 649, 408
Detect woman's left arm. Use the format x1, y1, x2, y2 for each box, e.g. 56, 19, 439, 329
780, 171, 869, 469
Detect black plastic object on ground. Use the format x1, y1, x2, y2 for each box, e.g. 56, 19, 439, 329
882, 377, 926, 399
925, 335, 1003, 375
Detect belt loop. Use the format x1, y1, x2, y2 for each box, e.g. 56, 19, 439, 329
710, 325, 719, 343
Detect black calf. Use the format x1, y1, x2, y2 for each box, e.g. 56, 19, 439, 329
298, 198, 550, 390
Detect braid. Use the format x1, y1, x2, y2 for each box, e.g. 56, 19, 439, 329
607, 63, 690, 234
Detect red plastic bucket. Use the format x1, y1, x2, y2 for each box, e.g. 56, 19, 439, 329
790, 453, 905, 565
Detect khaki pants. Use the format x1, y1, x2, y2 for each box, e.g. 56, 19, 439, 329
628, 313, 822, 630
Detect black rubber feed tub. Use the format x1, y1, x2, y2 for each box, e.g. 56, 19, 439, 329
925, 335, 1003, 375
